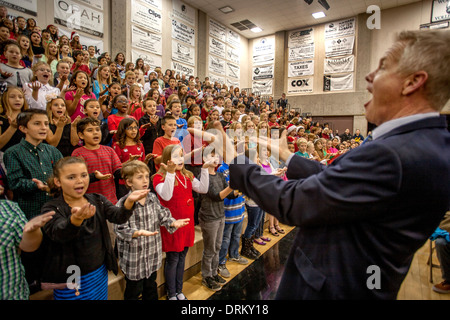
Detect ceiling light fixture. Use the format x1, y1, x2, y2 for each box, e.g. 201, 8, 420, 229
250, 27, 263, 33
312, 11, 326, 19
219, 6, 234, 14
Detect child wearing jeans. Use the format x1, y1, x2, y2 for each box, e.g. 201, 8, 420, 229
198, 146, 238, 291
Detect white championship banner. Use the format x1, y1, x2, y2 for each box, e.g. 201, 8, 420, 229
226, 62, 240, 79
132, 49, 162, 70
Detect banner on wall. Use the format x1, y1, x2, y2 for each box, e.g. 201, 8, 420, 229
226, 29, 240, 48
172, 40, 195, 66
131, 0, 162, 34
59, 27, 104, 55
431, 0, 450, 22
226, 78, 240, 89
253, 37, 275, 60
172, 0, 196, 26
325, 36, 354, 57
131, 25, 162, 56
253, 53, 274, 66
209, 37, 226, 59
226, 62, 240, 79
288, 76, 314, 94
209, 73, 225, 85
208, 55, 225, 74
226, 46, 240, 64
54, 0, 104, 37
288, 27, 314, 48
324, 55, 354, 74
252, 79, 273, 95
323, 73, 354, 91
140, 0, 163, 11
209, 19, 227, 42
76, 0, 103, 10
172, 19, 195, 46
288, 44, 315, 61
171, 61, 195, 76
288, 60, 314, 77
132, 49, 162, 69
0, 0, 37, 16
252, 65, 274, 80
324, 17, 356, 39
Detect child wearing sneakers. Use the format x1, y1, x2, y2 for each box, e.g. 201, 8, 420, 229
198, 146, 238, 291
217, 156, 248, 278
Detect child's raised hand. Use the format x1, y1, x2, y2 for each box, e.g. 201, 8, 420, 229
172, 218, 190, 229
133, 230, 159, 238
23, 211, 55, 233
202, 158, 217, 169
75, 88, 84, 98
0, 67, 13, 78
32, 178, 50, 193
71, 115, 81, 127
71, 203, 96, 225
28, 81, 41, 92
127, 189, 150, 203
98, 94, 107, 105
161, 160, 176, 174
94, 170, 112, 180
144, 153, 156, 164
128, 154, 140, 161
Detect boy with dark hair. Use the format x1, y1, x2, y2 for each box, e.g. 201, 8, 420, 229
3, 109, 63, 293
152, 115, 181, 171
4, 109, 63, 219
72, 117, 122, 204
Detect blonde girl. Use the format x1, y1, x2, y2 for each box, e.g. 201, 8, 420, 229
128, 84, 144, 120
40, 42, 59, 76
152, 144, 209, 300
17, 34, 33, 68
93, 65, 111, 99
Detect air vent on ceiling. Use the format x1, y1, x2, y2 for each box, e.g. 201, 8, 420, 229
231, 20, 258, 31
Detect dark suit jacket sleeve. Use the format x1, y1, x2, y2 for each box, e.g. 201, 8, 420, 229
228, 144, 402, 227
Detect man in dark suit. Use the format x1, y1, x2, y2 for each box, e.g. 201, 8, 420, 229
193, 30, 450, 299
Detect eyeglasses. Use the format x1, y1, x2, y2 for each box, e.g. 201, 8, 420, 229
126, 126, 138, 131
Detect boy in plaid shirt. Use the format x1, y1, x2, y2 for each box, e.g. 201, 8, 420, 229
114, 160, 189, 300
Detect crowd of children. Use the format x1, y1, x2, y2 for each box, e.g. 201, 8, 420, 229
0, 9, 368, 300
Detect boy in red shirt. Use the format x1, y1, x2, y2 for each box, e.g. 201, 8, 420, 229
152, 115, 181, 171
72, 117, 122, 204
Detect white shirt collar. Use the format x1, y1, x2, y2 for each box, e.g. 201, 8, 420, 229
372, 112, 440, 140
